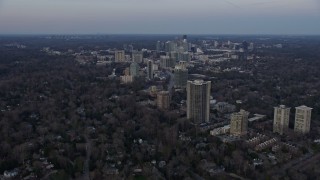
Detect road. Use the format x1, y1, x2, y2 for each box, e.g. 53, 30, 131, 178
266, 152, 316, 176
79, 135, 92, 180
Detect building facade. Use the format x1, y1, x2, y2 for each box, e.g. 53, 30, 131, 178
115, 50, 125, 62
160, 55, 174, 68
273, 105, 290, 135
174, 65, 188, 88
130, 62, 140, 77
230, 110, 249, 137
187, 80, 211, 124
157, 91, 170, 110
294, 105, 312, 134
132, 51, 143, 63
120, 75, 133, 84
147, 60, 153, 80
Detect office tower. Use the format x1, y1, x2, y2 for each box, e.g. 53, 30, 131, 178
294, 105, 312, 134
181, 41, 189, 52
174, 64, 188, 88
183, 35, 187, 40
130, 62, 140, 77
187, 80, 211, 124
165, 41, 177, 52
132, 51, 143, 63
157, 91, 170, 110
147, 60, 153, 80
115, 50, 125, 62
169, 51, 179, 63
160, 56, 174, 68
273, 105, 290, 135
156, 41, 162, 52
180, 52, 190, 62
230, 110, 249, 137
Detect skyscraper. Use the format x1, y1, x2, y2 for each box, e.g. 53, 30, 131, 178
179, 52, 190, 62
174, 64, 188, 88
115, 50, 125, 62
156, 41, 162, 52
273, 105, 290, 135
130, 62, 140, 77
165, 41, 177, 52
187, 80, 211, 124
294, 105, 312, 134
169, 51, 179, 63
157, 91, 170, 110
147, 60, 153, 80
160, 55, 174, 68
230, 110, 249, 137
132, 51, 143, 63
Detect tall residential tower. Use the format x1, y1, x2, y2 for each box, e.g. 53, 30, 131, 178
230, 110, 249, 137
187, 80, 211, 124
147, 60, 153, 80
174, 64, 188, 88
294, 105, 312, 134
273, 105, 290, 135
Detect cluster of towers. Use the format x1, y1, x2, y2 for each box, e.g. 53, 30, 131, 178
118, 36, 314, 137
273, 105, 312, 135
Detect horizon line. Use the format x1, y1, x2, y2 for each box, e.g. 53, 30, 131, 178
1, 33, 320, 36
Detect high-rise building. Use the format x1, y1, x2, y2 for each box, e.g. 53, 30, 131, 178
132, 51, 143, 63
174, 64, 188, 88
182, 35, 187, 40
157, 91, 170, 110
169, 51, 179, 63
273, 105, 290, 135
181, 41, 189, 52
160, 56, 174, 68
130, 62, 140, 77
147, 60, 153, 80
294, 105, 312, 134
230, 110, 249, 137
115, 50, 125, 62
165, 41, 177, 52
187, 80, 211, 124
156, 41, 162, 52
179, 52, 190, 62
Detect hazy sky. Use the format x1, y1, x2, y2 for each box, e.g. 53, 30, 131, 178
0, 0, 320, 34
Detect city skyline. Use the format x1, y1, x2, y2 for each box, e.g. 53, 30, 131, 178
0, 0, 320, 35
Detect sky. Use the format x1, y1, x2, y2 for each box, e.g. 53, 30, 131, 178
0, 0, 320, 34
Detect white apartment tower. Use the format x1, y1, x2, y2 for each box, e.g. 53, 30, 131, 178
294, 105, 312, 134
273, 105, 290, 135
